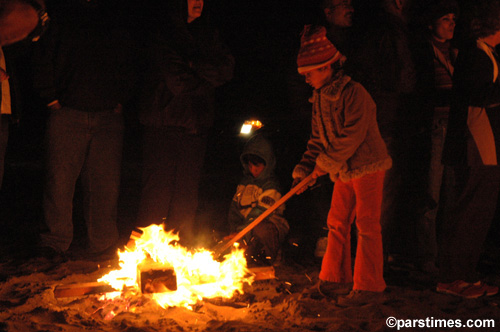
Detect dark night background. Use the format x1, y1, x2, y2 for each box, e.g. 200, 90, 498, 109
0, 0, 498, 268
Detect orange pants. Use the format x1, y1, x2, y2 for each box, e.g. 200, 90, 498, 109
319, 171, 386, 292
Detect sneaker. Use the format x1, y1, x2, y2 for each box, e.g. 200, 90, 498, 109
336, 290, 386, 307
317, 280, 352, 298
472, 281, 498, 297
436, 280, 497, 299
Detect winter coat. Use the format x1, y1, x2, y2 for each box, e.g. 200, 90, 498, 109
32, 4, 137, 112
293, 71, 392, 183
228, 135, 289, 242
442, 39, 500, 166
139, 4, 234, 135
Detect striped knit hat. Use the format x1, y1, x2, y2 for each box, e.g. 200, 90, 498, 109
297, 25, 342, 74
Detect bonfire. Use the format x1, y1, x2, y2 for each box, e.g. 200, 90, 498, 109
97, 224, 254, 310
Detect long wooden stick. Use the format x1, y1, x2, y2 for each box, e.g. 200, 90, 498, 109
213, 173, 314, 259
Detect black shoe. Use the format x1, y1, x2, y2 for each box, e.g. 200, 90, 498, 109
72, 245, 119, 262
34, 246, 67, 263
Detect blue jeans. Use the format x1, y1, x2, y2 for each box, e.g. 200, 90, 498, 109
40, 107, 123, 252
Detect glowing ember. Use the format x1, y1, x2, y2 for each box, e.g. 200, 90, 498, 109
98, 224, 254, 309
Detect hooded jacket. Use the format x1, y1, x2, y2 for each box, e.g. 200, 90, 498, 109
228, 135, 289, 241
293, 71, 392, 183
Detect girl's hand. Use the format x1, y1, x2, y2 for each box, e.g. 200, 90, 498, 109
311, 164, 327, 179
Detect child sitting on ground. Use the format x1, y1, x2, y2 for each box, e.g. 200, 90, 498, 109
227, 134, 289, 266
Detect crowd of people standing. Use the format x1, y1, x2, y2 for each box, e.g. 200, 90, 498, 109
0, 0, 499, 304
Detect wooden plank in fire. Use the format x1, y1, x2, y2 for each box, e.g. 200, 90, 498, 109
138, 262, 177, 294
249, 266, 275, 280
54, 282, 117, 298
53, 266, 274, 299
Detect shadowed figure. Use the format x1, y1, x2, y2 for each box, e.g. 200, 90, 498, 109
136, 0, 234, 247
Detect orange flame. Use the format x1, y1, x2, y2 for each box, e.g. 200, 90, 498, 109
98, 224, 253, 309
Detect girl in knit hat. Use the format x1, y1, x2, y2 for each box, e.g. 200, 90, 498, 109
292, 25, 392, 306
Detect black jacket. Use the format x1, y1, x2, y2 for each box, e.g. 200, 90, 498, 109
138, 2, 234, 135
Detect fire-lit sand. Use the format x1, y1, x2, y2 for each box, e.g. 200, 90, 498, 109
0, 224, 499, 331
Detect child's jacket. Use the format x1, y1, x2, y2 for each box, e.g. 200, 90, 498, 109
228, 135, 289, 242
293, 71, 392, 183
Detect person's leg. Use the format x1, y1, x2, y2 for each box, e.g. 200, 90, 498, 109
80, 111, 123, 253
416, 115, 447, 268
319, 179, 355, 283
167, 133, 207, 245
352, 171, 386, 292
380, 137, 403, 260
137, 128, 178, 228
40, 108, 88, 252
438, 166, 500, 283
251, 220, 280, 264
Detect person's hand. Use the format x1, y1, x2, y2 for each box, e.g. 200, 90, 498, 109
311, 164, 327, 179
293, 175, 316, 195
293, 164, 327, 195
0, 68, 9, 82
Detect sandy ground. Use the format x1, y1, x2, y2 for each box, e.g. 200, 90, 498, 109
0, 245, 499, 332
0, 115, 499, 332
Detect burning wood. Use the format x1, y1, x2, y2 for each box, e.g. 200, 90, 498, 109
53, 225, 277, 307
139, 262, 177, 293
249, 266, 275, 280
99, 224, 253, 309
54, 282, 117, 298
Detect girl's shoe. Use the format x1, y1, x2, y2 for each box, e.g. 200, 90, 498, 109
317, 280, 353, 298
336, 289, 386, 307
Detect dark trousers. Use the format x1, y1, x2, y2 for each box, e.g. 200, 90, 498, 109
438, 165, 500, 282
40, 107, 123, 252
138, 127, 207, 245
415, 114, 448, 264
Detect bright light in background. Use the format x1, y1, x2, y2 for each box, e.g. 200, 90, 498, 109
240, 120, 263, 135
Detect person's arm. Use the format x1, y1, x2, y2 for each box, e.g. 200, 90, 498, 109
32, 20, 58, 108
243, 188, 283, 225
293, 100, 323, 180
160, 42, 212, 96
160, 27, 234, 96
190, 29, 234, 87
457, 47, 500, 107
